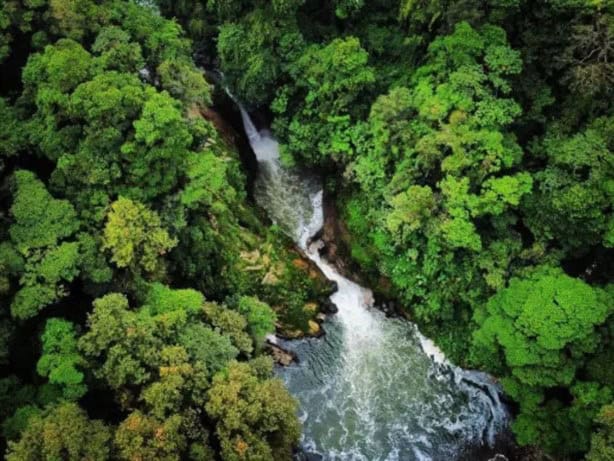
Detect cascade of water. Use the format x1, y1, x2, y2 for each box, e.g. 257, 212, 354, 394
239, 107, 262, 147
239, 106, 508, 460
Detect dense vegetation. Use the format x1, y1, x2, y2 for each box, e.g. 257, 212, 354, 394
0, 1, 333, 459
156, 0, 614, 458
1, 0, 613, 460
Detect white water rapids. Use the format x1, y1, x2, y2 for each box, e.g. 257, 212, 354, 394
240, 108, 508, 460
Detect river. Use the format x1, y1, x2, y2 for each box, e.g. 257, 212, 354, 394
240, 109, 509, 461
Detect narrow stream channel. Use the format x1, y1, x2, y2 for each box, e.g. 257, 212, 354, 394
240, 109, 509, 461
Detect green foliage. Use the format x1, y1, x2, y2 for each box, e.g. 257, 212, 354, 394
524, 117, 614, 250
204, 302, 254, 356
272, 36, 376, 166
76, 287, 296, 458
0, 242, 23, 295
2, 0, 614, 458
179, 324, 239, 376
587, 404, 614, 461
0, 99, 25, 162
236, 296, 277, 346
79, 293, 156, 390
157, 58, 212, 107
338, 22, 529, 328
180, 150, 237, 210
472, 267, 612, 385
8, 171, 82, 319
386, 185, 436, 239
102, 197, 177, 274
92, 26, 145, 73
471, 267, 614, 453
47, 0, 108, 41
143, 282, 204, 315
114, 411, 186, 461
217, 4, 304, 105
22, 38, 95, 98
9, 170, 78, 251
206, 360, 300, 461
37, 318, 87, 400
6, 402, 112, 461
2, 405, 42, 441
0, 1, 327, 459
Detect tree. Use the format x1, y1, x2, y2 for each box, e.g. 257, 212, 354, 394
114, 411, 186, 461
217, 3, 304, 106
92, 26, 145, 73
342, 22, 528, 330
179, 324, 238, 377
22, 38, 95, 100
8, 171, 81, 319
142, 282, 204, 315
119, 89, 193, 201
102, 197, 177, 275
1, 1, 319, 460
272, 36, 376, 166
206, 360, 300, 461
5, 402, 112, 461
587, 404, 614, 461
157, 58, 212, 107
21, 35, 205, 208
203, 302, 254, 355
47, 0, 108, 41
236, 296, 276, 347
79, 293, 162, 390
9, 170, 78, 252
562, 12, 614, 99
471, 266, 614, 453
79, 287, 246, 396
524, 117, 614, 251
37, 318, 87, 400
0, 241, 23, 298
0, 98, 25, 164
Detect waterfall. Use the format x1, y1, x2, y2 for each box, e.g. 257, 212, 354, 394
239, 107, 262, 147
239, 107, 509, 460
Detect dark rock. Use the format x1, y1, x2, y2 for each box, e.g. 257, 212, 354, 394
293, 451, 324, 461
458, 429, 531, 461
488, 455, 509, 461
207, 77, 259, 197
318, 191, 351, 276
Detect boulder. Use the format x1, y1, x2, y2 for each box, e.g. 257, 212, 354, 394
266, 342, 297, 366
308, 320, 323, 337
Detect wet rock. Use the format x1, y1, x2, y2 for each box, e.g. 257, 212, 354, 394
318, 192, 348, 274
208, 79, 259, 195
277, 328, 307, 340
321, 299, 338, 314
267, 342, 297, 366
488, 455, 509, 461
308, 320, 323, 337
293, 451, 323, 461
